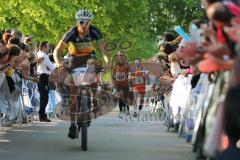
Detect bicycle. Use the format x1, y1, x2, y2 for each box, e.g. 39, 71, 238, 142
51, 65, 117, 151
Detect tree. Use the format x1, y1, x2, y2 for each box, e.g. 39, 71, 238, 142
147, 0, 204, 40
0, 0, 203, 60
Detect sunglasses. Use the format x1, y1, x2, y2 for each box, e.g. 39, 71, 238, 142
78, 20, 90, 25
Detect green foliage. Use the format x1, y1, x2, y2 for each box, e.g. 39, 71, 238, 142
102, 71, 111, 82
148, 0, 204, 40
0, 0, 203, 59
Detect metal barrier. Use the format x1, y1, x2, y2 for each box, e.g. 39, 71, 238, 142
0, 72, 24, 127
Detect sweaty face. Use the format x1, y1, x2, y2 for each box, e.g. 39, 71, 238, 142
118, 53, 125, 63
77, 20, 91, 32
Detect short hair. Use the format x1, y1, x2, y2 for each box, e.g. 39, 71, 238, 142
2, 32, 12, 45
24, 36, 33, 44
8, 37, 21, 46
161, 43, 176, 55
11, 29, 22, 38
118, 50, 126, 55
206, 0, 223, 4
208, 2, 234, 24
0, 47, 9, 59
163, 33, 175, 42
20, 43, 27, 51
39, 41, 48, 50
135, 58, 141, 62
157, 54, 168, 61
7, 44, 21, 57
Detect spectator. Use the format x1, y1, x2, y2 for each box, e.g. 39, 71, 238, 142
37, 41, 55, 122
217, 84, 240, 160
7, 37, 21, 47
169, 53, 182, 78
2, 32, 12, 45
10, 29, 22, 41
163, 33, 175, 42
23, 36, 37, 77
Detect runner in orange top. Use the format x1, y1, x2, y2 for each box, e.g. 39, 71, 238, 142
112, 50, 130, 118
131, 58, 149, 117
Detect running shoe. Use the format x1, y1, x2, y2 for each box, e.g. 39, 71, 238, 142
133, 112, 138, 118
68, 125, 77, 139
118, 111, 124, 118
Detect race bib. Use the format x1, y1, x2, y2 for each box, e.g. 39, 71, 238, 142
134, 77, 144, 85
115, 72, 126, 81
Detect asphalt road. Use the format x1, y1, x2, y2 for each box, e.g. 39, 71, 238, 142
0, 112, 195, 160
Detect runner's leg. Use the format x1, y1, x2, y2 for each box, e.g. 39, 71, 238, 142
123, 86, 129, 113
138, 92, 145, 111
67, 75, 78, 139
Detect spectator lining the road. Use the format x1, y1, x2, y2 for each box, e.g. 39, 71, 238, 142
217, 84, 240, 160
2, 32, 12, 45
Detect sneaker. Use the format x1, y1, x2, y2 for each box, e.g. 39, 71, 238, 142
68, 125, 77, 139
133, 112, 138, 118
39, 117, 51, 122
39, 114, 51, 122
118, 111, 124, 118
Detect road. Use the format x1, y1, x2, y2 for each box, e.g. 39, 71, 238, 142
0, 111, 195, 160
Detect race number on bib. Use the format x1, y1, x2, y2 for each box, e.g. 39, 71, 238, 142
134, 77, 144, 85
116, 72, 126, 81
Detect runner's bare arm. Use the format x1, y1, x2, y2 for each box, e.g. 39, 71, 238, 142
53, 40, 67, 67
111, 65, 116, 87
144, 68, 150, 80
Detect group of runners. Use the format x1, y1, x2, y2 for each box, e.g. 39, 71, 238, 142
111, 50, 149, 118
